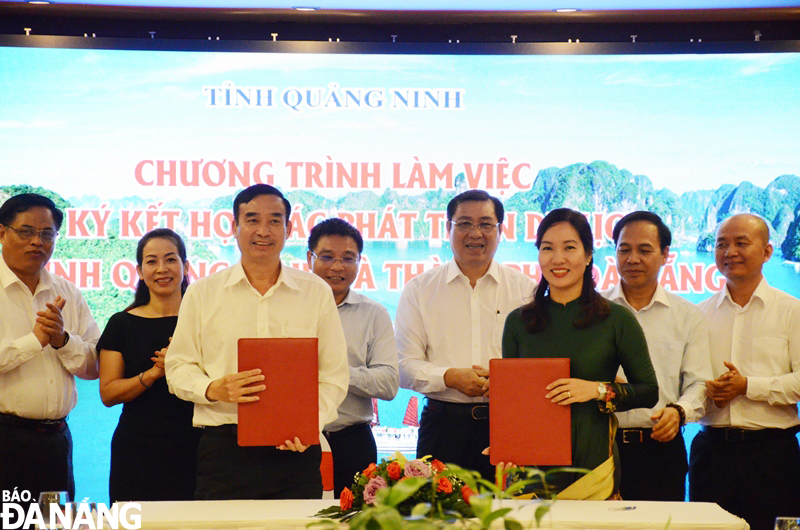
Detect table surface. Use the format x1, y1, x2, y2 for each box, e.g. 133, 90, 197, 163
113, 498, 749, 529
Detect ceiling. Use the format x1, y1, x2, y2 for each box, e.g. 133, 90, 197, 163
0, 0, 799, 10
2, 0, 799, 41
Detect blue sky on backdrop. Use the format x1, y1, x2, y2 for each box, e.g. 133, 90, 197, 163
1, 48, 798, 200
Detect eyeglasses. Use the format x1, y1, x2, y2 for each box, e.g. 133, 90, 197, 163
449, 221, 500, 234
310, 252, 360, 267
2, 225, 59, 243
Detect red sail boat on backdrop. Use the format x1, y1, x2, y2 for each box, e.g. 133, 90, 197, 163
371, 398, 380, 427
402, 396, 420, 427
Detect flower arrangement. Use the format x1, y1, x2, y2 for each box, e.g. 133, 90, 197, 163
312, 454, 587, 529
315, 452, 475, 522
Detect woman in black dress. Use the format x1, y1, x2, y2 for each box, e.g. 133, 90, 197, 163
98, 228, 201, 503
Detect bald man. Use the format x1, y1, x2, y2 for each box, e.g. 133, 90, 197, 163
689, 214, 800, 530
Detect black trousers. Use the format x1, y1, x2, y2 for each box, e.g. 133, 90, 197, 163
689, 426, 800, 530
0, 414, 74, 503
616, 427, 687, 501
324, 422, 377, 498
195, 425, 323, 500
416, 399, 494, 482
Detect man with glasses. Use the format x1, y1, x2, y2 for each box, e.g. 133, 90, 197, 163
166, 184, 348, 500
307, 218, 399, 496
396, 189, 536, 480
0, 193, 100, 504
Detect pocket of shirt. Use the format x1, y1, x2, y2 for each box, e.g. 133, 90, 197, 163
749, 336, 788, 376
651, 338, 684, 385
492, 311, 510, 349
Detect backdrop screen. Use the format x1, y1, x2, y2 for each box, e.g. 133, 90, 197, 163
2, 38, 799, 502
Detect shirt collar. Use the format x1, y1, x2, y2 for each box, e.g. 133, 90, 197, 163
718, 276, 770, 309
445, 259, 500, 285
338, 288, 362, 307
606, 282, 670, 312
225, 261, 300, 292
0, 255, 52, 293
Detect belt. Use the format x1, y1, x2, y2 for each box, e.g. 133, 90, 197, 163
616, 427, 685, 444
0, 412, 67, 433
617, 428, 654, 444
323, 421, 372, 441
425, 399, 489, 420
700, 425, 800, 442
202, 424, 238, 436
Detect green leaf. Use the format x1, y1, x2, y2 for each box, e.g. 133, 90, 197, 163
534, 504, 552, 526
469, 495, 492, 522
504, 519, 524, 530
382, 477, 428, 506
411, 502, 432, 517
372, 507, 405, 529
482, 507, 513, 527
313, 505, 344, 516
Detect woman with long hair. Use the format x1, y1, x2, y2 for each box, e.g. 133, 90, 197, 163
502, 208, 658, 499
98, 228, 201, 503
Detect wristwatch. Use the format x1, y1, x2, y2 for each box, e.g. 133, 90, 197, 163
53, 332, 70, 350
596, 381, 607, 400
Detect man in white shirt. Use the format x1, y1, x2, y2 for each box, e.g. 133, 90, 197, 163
166, 184, 349, 500
690, 213, 800, 530
307, 217, 399, 497
396, 190, 536, 480
602, 211, 712, 501
0, 193, 100, 504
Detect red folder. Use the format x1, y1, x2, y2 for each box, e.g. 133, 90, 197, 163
237, 338, 319, 447
489, 358, 571, 466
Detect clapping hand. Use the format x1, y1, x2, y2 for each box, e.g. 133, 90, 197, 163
706, 361, 747, 409
35, 296, 67, 348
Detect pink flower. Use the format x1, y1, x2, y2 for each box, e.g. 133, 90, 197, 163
363, 476, 389, 505
404, 459, 432, 478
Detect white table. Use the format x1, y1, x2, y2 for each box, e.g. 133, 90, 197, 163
113, 499, 749, 529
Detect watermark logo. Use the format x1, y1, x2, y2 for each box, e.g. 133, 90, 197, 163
1, 489, 141, 530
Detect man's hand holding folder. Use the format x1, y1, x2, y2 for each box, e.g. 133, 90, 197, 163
205, 368, 266, 403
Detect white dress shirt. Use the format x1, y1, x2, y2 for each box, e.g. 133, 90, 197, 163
603, 283, 712, 427
324, 289, 399, 433
698, 277, 800, 430
396, 259, 537, 404
0, 257, 100, 420
165, 262, 349, 431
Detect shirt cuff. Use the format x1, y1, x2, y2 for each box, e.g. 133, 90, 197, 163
17, 332, 44, 357
744, 376, 769, 401
675, 400, 693, 423
194, 378, 216, 405
428, 366, 450, 393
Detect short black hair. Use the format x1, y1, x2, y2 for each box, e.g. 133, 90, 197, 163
612, 211, 672, 252
308, 218, 364, 254
446, 189, 504, 225
233, 184, 291, 223
0, 193, 64, 231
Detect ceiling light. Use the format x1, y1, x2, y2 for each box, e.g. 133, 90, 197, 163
555, 8, 579, 13
28, 1, 51, 4
293, 6, 319, 11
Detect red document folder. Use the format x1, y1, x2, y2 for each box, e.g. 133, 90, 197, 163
489, 358, 571, 466
237, 338, 319, 447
